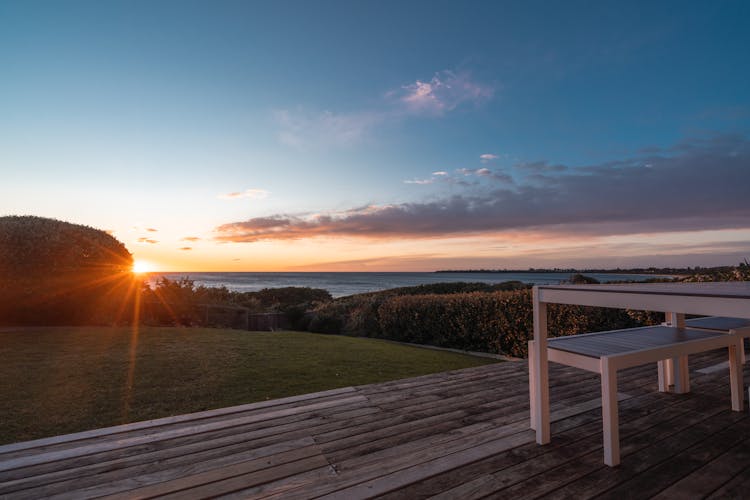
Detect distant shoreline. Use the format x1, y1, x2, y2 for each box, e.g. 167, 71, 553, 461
147, 271, 680, 298
435, 269, 685, 277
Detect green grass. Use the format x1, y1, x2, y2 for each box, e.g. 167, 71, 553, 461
0, 327, 497, 445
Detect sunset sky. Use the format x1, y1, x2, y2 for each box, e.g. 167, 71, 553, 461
2, 0, 749, 271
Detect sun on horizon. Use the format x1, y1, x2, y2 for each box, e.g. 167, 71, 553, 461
132, 260, 155, 274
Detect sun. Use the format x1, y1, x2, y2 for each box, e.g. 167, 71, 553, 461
132, 260, 154, 274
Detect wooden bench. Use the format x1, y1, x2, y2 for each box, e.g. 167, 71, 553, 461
685, 316, 750, 364
529, 325, 748, 466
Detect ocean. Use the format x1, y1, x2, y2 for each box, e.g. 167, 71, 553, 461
147, 271, 668, 298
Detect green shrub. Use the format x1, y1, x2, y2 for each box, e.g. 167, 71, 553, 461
140, 279, 332, 329
683, 260, 750, 282
567, 273, 600, 284
376, 290, 645, 357
378, 281, 530, 296
0, 216, 135, 325
308, 284, 661, 358
377, 292, 510, 352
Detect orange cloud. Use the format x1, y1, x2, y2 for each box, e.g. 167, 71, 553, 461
218, 189, 269, 200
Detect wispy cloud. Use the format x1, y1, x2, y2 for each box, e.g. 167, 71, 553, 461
404, 167, 511, 186
179, 247, 192, 251
216, 135, 750, 242
515, 160, 568, 173
274, 109, 383, 150
137, 237, 158, 244
480, 153, 499, 163
146, 227, 158, 232
276, 69, 493, 150
219, 189, 270, 200
453, 167, 512, 183
403, 178, 436, 185
396, 70, 494, 116
181, 236, 201, 242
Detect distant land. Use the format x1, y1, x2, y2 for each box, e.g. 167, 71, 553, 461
434, 267, 708, 275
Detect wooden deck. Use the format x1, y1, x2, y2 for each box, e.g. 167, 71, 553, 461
1, 348, 748, 499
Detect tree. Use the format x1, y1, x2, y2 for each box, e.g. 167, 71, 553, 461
0, 216, 135, 325
568, 273, 600, 284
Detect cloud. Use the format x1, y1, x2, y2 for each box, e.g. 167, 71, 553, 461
480, 154, 499, 163
403, 178, 436, 185
276, 69, 492, 150
146, 228, 158, 232
219, 188, 270, 200
289, 254, 441, 272
179, 247, 192, 251
397, 71, 494, 116
274, 109, 383, 150
404, 167, 511, 186
137, 237, 158, 244
181, 236, 201, 242
515, 161, 568, 173
454, 167, 512, 183
216, 135, 750, 243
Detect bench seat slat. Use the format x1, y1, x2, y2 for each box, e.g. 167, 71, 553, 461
685, 316, 750, 331
548, 326, 727, 359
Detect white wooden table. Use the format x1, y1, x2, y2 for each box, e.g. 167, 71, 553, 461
529, 281, 750, 449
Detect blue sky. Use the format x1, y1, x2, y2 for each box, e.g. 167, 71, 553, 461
1, 0, 749, 270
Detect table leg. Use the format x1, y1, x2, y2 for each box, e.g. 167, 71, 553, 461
601, 358, 620, 467
674, 355, 690, 393
729, 339, 744, 411
531, 289, 550, 444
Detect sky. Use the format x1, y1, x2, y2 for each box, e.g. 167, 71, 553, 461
1, 0, 750, 271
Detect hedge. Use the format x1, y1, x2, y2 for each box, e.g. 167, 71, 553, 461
309, 289, 664, 357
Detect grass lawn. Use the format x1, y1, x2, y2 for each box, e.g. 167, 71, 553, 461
0, 327, 497, 445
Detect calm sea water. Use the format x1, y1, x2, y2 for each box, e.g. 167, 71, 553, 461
148, 272, 668, 298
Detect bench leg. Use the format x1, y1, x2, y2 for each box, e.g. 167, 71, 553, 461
531, 339, 550, 443
729, 340, 744, 412
742, 339, 747, 364
664, 313, 690, 394
601, 359, 620, 466
657, 360, 669, 392
529, 340, 536, 430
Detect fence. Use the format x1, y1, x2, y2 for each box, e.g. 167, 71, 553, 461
139, 301, 289, 331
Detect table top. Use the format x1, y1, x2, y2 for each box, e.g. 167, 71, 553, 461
538, 281, 750, 299
535, 281, 750, 319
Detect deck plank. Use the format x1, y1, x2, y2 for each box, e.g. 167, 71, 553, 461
651, 435, 750, 499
